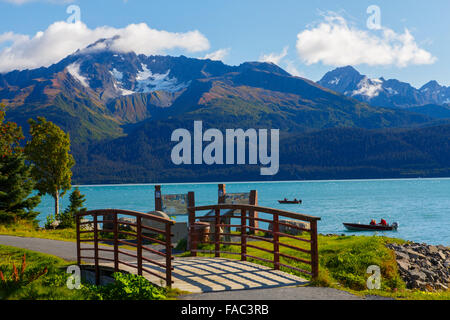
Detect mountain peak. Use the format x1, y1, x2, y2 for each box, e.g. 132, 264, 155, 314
238, 61, 290, 76
420, 80, 442, 91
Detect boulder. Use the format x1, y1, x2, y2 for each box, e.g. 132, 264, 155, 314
269, 219, 310, 236
142, 211, 172, 236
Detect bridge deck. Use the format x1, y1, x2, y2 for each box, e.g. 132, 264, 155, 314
98, 257, 308, 293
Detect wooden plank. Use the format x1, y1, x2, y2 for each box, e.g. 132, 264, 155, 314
241, 208, 247, 262
273, 214, 280, 270
189, 204, 321, 222
113, 212, 119, 272
215, 208, 220, 258
188, 191, 196, 256
137, 216, 143, 276
93, 214, 99, 285
165, 223, 172, 287
76, 215, 81, 266
279, 252, 312, 265
310, 220, 319, 279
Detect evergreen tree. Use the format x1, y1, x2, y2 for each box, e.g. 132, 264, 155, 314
59, 188, 86, 228
0, 154, 41, 223
25, 117, 75, 218
0, 106, 41, 224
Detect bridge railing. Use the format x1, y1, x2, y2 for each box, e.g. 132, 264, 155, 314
76, 209, 175, 287
188, 204, 321, 279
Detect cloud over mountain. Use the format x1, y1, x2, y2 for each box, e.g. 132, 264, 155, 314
0, 21, 210, 72
296, 14, 436, 68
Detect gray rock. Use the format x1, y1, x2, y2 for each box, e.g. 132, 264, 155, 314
409, 268, 426, 281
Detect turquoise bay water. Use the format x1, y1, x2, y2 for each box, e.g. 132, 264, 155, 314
35, 178, 450, 245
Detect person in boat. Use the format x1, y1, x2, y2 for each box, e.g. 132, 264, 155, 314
294, 198, 298, 202
370, 219, 377, 225
284, 198, 287, 201
380, 219, 387, 226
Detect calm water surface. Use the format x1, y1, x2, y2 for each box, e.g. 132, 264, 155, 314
35, 178, 450, 245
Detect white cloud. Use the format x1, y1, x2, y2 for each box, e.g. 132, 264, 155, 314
284, 60, 303, 77
202, 48, 230, 62
0, 21, 210, 72
296, 14, 436, 68
259, 46, 288, 65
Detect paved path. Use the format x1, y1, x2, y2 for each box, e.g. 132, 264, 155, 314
0, 235, 163, 262
178, 286, 391, 300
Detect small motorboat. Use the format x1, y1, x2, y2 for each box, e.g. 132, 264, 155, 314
343, 222, 398, 231
278, 199, 302, 204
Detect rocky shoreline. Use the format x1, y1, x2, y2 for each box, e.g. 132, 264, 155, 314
386, 242, 450, 291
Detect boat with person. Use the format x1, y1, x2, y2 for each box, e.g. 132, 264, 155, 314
278, 198, 302, 204
343, 219, 398, 231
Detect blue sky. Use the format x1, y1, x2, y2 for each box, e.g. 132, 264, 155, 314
0, 0, 448, 87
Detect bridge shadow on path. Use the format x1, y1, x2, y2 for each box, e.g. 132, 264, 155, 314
101, 257, 308, 294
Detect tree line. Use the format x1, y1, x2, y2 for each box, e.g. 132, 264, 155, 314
0, 104, 85, 228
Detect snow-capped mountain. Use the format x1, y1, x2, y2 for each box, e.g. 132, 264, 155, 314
318, 66, 450, 109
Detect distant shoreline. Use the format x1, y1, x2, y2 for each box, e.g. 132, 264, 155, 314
72, 176, 450, 188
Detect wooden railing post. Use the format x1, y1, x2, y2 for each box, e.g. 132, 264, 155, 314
136, 216, 143, 276
249, 190, 258, 234
188, 191, 196, 256
218, 184, 226, 203
165, 223, 172, 288
76, 214, 81, 266
273, 213, 280, 270
113, 212, 119, 272
310, 220, 319, 279
155, 185, 162, 211
93, 214, 100, 285
215, 208, 220, 257
240, 208, 247, 261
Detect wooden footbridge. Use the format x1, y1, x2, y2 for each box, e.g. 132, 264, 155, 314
76, 185, 320, 293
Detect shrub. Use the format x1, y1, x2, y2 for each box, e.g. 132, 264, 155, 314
83, 272, 168, 300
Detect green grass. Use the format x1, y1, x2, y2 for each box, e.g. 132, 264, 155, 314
182, 234, 449, 300
0, 220, 80, 242
0, 244, 86, 300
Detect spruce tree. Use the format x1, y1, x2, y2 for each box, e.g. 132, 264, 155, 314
59, 188, 86, 228
0, 154, 41, 223
0, 105, 41, 224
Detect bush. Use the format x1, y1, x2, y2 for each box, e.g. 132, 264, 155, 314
83, 272, 168, 300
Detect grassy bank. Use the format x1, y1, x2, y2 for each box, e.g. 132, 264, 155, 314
0, 220, 78, 242
182, 234, 450, 300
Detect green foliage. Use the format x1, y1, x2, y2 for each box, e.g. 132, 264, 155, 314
0, 104, 24, 157
25, 117, 75, 217
44, 213, 57, 230
59, 188, 87, 229
0, 107, 40, 224
0, 153, 41, 224
83, 272, 168, 300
